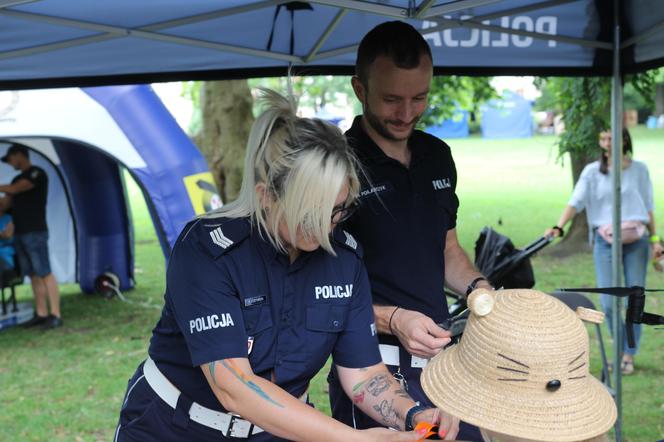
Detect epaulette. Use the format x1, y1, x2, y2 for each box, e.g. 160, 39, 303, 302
333, 228, 363, 258
183, 217, 251, 259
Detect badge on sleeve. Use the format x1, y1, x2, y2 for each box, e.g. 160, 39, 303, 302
247, 336, 255, 355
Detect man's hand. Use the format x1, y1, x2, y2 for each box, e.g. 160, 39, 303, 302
391, 309, 451, 359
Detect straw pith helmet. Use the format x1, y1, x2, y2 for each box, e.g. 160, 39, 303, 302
421, 289, 616, 441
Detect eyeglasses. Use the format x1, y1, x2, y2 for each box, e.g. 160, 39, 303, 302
331, 200, 360, 224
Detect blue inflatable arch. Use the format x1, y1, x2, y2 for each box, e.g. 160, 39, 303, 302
0, 85, 217, 293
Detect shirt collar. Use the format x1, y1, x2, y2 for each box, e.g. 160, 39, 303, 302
346, 115, 433, 165
251, 223, 320, 271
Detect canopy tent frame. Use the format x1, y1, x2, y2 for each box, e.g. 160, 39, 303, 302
610, 0, 624, 438
1, 0, 662, 89
0, 1, 615, 63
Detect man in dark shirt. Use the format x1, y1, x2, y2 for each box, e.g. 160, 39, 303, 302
328, 21, 491, 440
0, 143, 62, 329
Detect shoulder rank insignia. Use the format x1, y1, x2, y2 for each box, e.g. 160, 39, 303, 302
209, 226, 234, 249
343, 231, 357, 250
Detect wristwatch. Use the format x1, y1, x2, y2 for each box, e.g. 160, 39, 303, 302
405, 403, 428, 431
466, 276, 488, 296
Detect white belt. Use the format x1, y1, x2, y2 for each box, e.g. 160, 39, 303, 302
143, 357, 264, 438
379, 344, 430, 369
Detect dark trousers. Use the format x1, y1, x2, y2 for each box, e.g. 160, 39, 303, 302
327, 349, 483, 441
115, 362, 286, 442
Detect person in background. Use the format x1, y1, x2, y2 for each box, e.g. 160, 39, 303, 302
0, 143, 62, 329
545, 128, 663, 375
115, 89, 452, 442
327, 21, 490, 440
0, 206, 14, 272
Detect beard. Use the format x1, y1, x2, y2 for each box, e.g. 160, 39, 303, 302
363, 100, 420, 142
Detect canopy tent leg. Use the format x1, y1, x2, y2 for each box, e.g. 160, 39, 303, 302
610, 0, 623, 440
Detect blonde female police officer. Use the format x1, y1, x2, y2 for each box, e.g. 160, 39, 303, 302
115, 90, 451, 442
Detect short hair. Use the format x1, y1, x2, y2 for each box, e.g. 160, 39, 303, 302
356, 21, 432, 87
1, 143, 29, 163
206, 88, 361, 255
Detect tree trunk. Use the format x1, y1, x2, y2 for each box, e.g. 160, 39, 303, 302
546, 150, 595, 257
193, 80, 254, 202
656, 83, 664, 117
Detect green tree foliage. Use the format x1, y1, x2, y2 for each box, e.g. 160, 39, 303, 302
421, 76, 496, 127
249, 76, 361, 116
535, 72, 657, 178
250, 75, 495, 127
553, 77, 611, 170
181, 81, 202, 135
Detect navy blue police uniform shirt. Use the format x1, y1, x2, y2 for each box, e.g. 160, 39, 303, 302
345, 116, 460, 332
148, 216, 381, 410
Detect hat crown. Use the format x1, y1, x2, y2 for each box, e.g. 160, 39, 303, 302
461, 290, 589, 393
421, 289, 617, 441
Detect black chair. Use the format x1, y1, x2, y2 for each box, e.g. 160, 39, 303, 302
1, 259, 23, 316
549, 291, 613, 395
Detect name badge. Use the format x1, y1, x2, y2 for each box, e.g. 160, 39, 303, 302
359, 182, 393, 199
244, 295, 266, 307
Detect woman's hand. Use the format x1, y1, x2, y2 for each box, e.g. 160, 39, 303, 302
546, 207, 576, 239
544, 226, 563, 239
413, 408, 460, 440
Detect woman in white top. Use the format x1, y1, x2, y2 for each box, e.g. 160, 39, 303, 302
545, 128, 663, 375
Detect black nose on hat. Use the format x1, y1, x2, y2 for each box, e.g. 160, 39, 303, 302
546, 379, 561, 391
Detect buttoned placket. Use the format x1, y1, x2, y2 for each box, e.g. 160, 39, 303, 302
270, 250, 312, 383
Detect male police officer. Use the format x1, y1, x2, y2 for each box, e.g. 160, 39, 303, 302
328, 21, 491, 439
0, 144, 62, 329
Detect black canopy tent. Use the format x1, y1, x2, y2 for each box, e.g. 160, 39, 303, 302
1, 1, 662, 439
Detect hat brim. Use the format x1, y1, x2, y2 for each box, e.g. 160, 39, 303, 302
421, 344, 617, 442
0, 155, 8, 163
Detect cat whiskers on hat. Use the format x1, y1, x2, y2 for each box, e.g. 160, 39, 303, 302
496, 353, 529, 382
568, 351, 587, 380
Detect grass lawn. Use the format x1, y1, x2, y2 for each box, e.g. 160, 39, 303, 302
0, 127, 662, 441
